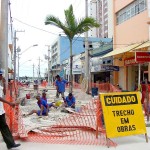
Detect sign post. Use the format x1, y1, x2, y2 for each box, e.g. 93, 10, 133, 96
100, 92, 148, 142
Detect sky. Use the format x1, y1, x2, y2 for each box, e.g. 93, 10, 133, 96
10, 0, 85, 77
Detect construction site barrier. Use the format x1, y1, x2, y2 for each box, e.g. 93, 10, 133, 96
25, 99, 117, 147
4, 80, 149, 147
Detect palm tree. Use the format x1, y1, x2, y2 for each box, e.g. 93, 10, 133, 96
45, 4, 100, 93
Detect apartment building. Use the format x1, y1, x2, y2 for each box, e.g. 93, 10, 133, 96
111, 0, 149, 91
90, 0, 113, 38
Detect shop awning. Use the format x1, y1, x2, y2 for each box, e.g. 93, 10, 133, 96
132, 40, 150, 51
101, 43, 142, 58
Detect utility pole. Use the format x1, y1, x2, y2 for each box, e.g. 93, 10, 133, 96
38, 57, 41, 83
33, 64, 35, 82
45, 45, 51, 86
14, 31, 17, 81
0, 0, 8, 85
16, 46, 21, 81
13, 30, 24, 81
85, 0, 89, 93
17, 50, 20, 81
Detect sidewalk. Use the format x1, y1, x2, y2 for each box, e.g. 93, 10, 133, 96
0, 128, 150, 150
1, 85, 150, 150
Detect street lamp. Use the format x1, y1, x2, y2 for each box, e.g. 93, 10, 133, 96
20, 44, 38, 55
17, 47, 21, 81
45, 45, 51, 86
19, 59, 32, 80
20, 59, 32, 66
16, 44, 38, 81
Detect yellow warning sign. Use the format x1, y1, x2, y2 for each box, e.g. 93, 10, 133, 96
100, 92, 147, 138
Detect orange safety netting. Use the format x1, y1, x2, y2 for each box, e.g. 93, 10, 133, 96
25, 100, 117, 147
41, 81, 48, 88
90, 82, 121, 92
4, 81, 20, 136
4, 81, 122, 147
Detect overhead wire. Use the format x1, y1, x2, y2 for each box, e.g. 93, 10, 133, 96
10, 1, 130, 77
12, 18, 58, 35
11, 18, 129, 46
11, 17, 123, 77
74, 0, 83, 14
11, 1, 84, 77
11, 17, 130, 78
12, 18, 86, 60
72, 0, 77, 6
13, 17, 84, 65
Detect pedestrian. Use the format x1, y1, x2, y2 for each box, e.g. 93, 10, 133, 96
34, 79, 38, 85
55, 75, 69, 100
0, 70, 6, 95
41, 92, 57, 109
54, 75, 59, 97
64, 93, 76, 108
0, 70, 21, 149
23, 95, 49, 117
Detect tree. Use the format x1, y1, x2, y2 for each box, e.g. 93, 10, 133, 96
45, 4, 100, 93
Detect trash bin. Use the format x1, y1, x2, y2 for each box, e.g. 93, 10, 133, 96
91, 87, 98, 97
26, 94, 30, 99
33, 84, 38, 90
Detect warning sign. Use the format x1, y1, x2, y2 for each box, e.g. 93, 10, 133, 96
100, 92, 147, 138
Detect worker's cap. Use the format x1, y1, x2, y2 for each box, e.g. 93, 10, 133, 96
42, 91, 46, 95
56, 75, 60, 78
0, 70, 3, 75
69, 93, 72, 97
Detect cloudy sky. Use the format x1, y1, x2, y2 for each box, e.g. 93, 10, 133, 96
10, 0, 85, 77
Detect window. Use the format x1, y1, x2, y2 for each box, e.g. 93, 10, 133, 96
116, 0, 147, 25
139, 0, 146, 12
123, 12, 127, 21
126, 9, 131, 19
135, 4, 139, 15
131, 6, 135, 17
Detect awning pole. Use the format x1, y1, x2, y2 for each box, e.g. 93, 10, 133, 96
138, 63, 141, 86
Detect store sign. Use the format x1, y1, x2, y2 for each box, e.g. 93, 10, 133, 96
90, 57, 103, 66
124, 57, 138, 66
91, 65, 119, 72
91, 65, 104, 72
73, 66, 82, 74
135, 52, 150, 62
100, 92, 146, 138
65, 65, 82, 75
102, 65, 119, 71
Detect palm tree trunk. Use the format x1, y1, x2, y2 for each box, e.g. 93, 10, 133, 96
69, 40, 73, 93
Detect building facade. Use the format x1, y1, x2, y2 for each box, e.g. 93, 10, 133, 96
90, 0, 113, 38
90, 40, 114, 84
0, 1, 13, 81
50, 35, 112, 83
112, 0, 149, 91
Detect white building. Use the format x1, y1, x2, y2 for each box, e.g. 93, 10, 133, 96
89, 0, 113, 38
50, 37, 61, 79
64, 54, 82, 83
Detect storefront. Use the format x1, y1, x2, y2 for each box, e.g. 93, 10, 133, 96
90, 56, 111, 83
125, 58, 148, 90
65, 64, 82, 83
101, 41, 150, 91
124, 54, 150, 91
90, 64, 119, 84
